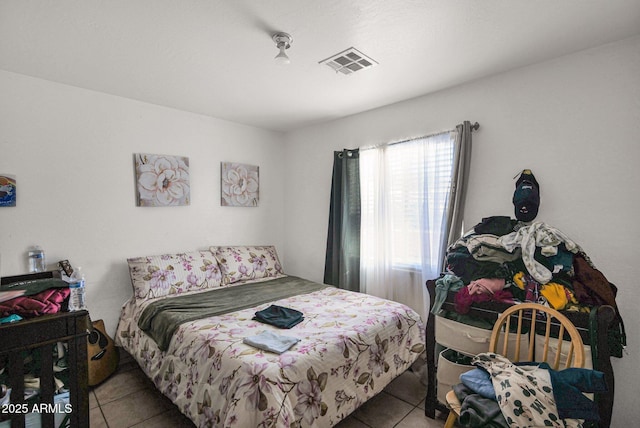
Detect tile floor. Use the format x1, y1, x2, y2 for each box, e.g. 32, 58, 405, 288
90, 349, 448, 427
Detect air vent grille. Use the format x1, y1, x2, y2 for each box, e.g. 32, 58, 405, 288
319, 47, 377, 75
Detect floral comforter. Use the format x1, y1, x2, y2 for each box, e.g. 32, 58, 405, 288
116, 277, 425, 427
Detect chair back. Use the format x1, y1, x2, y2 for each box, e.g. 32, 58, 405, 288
489, 303, 585, 369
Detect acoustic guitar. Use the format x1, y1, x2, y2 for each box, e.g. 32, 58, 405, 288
87, 319, 119, 386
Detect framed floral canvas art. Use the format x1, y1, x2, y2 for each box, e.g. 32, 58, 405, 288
134, 153, 190, 207
221, 162, 259, 207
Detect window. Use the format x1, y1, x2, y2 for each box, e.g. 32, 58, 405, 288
360, 132, 456, 270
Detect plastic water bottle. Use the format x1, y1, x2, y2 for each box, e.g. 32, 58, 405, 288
28, 245, 46, 273
68, 266, 86, 311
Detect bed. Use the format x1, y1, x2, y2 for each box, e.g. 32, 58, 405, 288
115, 246, 425, 428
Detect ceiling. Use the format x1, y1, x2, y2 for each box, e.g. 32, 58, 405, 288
1, 1, 639, 132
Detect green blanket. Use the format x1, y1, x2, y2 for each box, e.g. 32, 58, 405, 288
0, 278, 68, 300
138, 276, 329, 351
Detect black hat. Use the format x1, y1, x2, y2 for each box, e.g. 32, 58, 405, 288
513, 169, 540, 222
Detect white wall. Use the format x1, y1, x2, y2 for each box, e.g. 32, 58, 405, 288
283, 36, 640, 426
0, 70, 286, 335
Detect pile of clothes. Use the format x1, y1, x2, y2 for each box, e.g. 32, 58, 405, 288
433, 215, 626, 358
453, 352, 607, 427
434, 172, 625, 427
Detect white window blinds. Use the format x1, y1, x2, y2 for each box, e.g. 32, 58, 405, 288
360, 132, 456, 269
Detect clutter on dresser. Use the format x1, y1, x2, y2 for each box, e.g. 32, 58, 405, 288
425, 213, 624, 428
66, 267, 86, 312
0, 271, 70, 318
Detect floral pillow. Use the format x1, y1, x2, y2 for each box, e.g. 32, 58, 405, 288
127, 251, 222, 300
210, 246, 285, 285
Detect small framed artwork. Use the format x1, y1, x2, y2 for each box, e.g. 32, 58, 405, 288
134, 153, 190, 207
0, 174, 16, 207
221, 162, 259, 207
58, 259, 74, 277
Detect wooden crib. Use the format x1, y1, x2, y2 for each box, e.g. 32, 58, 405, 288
0, 299, 89, 427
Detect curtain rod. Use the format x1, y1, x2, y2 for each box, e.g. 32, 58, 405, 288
361, 121, 479, 151
362, 128, 455, 150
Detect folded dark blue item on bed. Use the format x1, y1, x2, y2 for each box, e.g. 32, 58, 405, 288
253, 304, 304, 328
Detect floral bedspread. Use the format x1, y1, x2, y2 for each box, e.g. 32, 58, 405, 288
116, 279, 425, 427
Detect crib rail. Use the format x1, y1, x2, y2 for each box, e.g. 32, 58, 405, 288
0, 311, 89, 428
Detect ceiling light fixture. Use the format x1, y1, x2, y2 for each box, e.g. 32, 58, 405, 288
272, 32, 293, 65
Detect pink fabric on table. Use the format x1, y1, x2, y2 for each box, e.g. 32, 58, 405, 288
0, 287, 70, 318
467, 278, 506, 295
454, 285, 514, 314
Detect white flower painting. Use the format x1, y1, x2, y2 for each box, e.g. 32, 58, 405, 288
221, 162, 259, 207
135, 153, 190, 207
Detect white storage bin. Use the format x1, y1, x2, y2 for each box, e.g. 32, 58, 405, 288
436, 315, 531, 357
535, 334, 593, 369
435, 316, 493, 355
437, 348, 474, 404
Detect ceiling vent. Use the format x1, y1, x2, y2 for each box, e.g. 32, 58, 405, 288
319, 47, 378, 75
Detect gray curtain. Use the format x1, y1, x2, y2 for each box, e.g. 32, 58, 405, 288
442, 121, 474, 269
324, 149, 361, 291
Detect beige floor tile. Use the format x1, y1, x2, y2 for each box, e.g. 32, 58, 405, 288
417, 398, 426, 410
383, 370, 426, 406
89, 390, 99, 410
116, 350, 141, 373
395, 407, 446, 427
351, 392, 414, 428
101, 388, 174, 427
93, 368, 154, 405
129, 407, 195, 427
89, 407, 108, 428
334, 414, 370, 427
